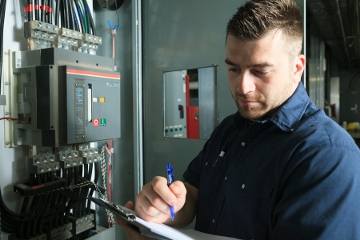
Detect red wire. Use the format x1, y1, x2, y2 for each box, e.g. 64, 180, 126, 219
0, 117, 18, 120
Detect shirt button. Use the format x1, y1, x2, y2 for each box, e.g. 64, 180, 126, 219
242, 184, 246, 189
224, 176, 227, 180
212, 219, 215, 223
241, 142, 245, 146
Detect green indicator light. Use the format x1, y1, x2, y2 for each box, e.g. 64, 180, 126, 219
100, 118, 106, 126
180, 128, 182, 131
175, 128, 178, 131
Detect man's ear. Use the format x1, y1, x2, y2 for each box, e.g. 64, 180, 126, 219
293, 54, 305, 83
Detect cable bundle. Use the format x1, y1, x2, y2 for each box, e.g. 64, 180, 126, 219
24, 0, 53, 23
55, 0, 96, 34
24, 0, 96, 35
0, 160, 102, 239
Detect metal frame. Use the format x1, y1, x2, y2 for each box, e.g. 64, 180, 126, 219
133, 0, 143, 194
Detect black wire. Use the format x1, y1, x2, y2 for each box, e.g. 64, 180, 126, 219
83, 0, 96, 35
64, 0, 70, 28
30, 0, 34, 20
37, 193, 52, 234
21, 196, 30, 213
25, 0, 31, 21
68, 0, 75, 30
0, 0, 7, 96
48, 0, 53, 24
55, 0, 59, 25
41, 0, 48, 22
0, 190, 41, 220
35, 0, 39, 20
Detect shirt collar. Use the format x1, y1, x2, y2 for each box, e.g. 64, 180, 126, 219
233, 82, 311, 132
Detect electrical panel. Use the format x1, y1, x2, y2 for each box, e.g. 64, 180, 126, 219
0, 1, 122, 239
11, 48, 120, 147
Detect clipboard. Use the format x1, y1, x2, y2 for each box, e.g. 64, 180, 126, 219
88, 196, 194, 240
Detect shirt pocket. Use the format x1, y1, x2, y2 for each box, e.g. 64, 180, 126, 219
227, 167, 275, 239
230, 166, 275, 198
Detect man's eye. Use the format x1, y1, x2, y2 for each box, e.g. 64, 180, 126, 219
228, 68, 238, 72
254, 70, 268, 76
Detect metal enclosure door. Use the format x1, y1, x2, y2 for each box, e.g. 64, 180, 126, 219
198, 67, 217, 139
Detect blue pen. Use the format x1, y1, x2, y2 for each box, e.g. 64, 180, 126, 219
167, 163, 175, 221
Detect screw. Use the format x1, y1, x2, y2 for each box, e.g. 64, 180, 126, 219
5, 141, 10, 145
5, 112, 9, 115
4, 82, 9, 86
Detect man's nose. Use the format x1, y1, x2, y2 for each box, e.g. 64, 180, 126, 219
237, 72, 255, 94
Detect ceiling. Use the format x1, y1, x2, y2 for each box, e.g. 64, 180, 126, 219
307, 0, 360, 70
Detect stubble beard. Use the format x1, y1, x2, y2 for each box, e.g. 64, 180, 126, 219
234, 94, 268, 121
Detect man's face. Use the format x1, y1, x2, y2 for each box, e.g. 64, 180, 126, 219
225, 30, 305, 121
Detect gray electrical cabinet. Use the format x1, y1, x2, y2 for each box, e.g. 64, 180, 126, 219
13, 48, 121, 147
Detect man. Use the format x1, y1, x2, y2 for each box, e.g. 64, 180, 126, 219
117, 0, 360, 239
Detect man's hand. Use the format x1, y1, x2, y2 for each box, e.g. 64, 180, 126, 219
114, 201, 154, 240
135, 176, 187, 224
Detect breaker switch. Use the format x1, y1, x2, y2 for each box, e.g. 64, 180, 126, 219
178, 105, 184, 119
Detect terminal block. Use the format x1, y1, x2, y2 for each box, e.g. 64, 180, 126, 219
82, 154, 102, 164
24, 20, 58, 50
56, 146, 84, 169
79, 33, 102, 55
47, 223, 73, 240
71, 212, 96, 236
78, 144, 102, 164
59, 157, 84, 169
27, 155, 60, 174
57, 28, 82, 50
24, 20, 102, 54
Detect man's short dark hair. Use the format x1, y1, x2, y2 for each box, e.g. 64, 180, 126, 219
226, 0, 303, 54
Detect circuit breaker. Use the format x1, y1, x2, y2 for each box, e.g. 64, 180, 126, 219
12, 48, 120, 147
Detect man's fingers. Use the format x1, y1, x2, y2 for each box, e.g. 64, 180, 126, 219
169, 181, 187, 200
151, 176, 177, 206
125, 201, 134, 209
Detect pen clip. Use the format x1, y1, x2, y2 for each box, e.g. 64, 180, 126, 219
213, 142, 228, 166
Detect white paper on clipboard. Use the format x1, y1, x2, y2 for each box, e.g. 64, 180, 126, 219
89, 196, 239, 240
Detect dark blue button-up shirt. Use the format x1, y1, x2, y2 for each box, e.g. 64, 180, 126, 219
183, 83, 360, 239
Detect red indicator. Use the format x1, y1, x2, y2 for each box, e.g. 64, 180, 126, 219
93, 118, 100, 127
